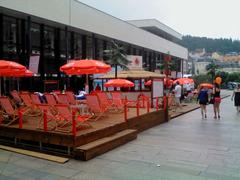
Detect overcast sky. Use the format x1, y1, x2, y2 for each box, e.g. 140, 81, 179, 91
79, 0, 240, 39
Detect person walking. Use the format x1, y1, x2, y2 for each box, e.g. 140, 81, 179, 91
231, 84, 240, 112
173, 81, 182, 111
212, 83, 221, 119
197, 86, 209, 119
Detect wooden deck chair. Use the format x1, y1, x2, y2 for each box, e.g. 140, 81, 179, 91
30, 93, 42, 104
36, 104, 60, 130
96, 92, 115, 111
110, 92, 125, 112
56, 94, 70, 105
65, 91, 77, 105
54, 104, 92, 132
44, 93, 58, 106
0, 96, 26, 126
85, 94, 108, 120
19, 92, 33, 107
10, 90, 23, 105
20, 92, 41, 116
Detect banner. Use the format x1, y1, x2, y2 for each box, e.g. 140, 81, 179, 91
29, 55, 40, 74
127, 55, 143, 70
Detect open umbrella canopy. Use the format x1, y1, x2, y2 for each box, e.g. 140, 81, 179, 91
200, 83, 213, 89
60, 59, 111, 75
0, 60, 26, 76
14, 69, 34, 77
173, 78, 194, 85
145, 78, 173, 86
104, 79, 134, 88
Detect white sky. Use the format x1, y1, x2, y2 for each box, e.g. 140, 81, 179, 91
78, 0, 240, 39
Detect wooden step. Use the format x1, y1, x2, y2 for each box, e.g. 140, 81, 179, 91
74, 129, 137, 161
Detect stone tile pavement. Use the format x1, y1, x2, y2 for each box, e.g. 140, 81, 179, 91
1, 90, 240, 180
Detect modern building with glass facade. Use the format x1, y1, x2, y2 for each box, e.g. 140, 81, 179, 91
0, 0, 188, 92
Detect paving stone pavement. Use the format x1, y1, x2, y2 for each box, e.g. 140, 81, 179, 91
1, 90, 240, 180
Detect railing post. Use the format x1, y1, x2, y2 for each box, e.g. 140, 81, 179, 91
72, 110, 76, 136
136, 100, 139, 117
124, 96, 128, 121
18, 109, 23, 129
147, 98, 150, 113
43, 109, 47, 132
156, 98, 159, 111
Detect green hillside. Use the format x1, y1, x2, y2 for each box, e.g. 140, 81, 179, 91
181, 35, 240, 54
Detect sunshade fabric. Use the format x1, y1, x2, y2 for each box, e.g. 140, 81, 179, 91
60, 59, 111, 75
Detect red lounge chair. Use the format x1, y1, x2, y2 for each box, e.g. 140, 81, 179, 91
44, 93, 57, 106
85, 94, 108, 120
65, 91, 78, 105
30, 93, 42, 104
96, 92, 118, 112
36, 104, 60, 130
110, 91, 125, 111
20, 92, 41, 116
56, 94, 70, 105
10, 90, 23, 105
54, 104, 92, 132
0, 96, 26, 126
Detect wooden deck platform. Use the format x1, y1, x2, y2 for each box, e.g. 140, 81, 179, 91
0, 107, 168, 160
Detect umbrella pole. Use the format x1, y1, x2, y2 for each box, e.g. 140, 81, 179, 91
0, 78, 1, 96
85, 75, 89, 94
17, 78, 20, 92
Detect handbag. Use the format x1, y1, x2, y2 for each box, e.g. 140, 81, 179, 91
209, 97, 214, 104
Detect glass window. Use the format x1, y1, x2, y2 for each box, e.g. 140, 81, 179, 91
44, 26, 55, 74
86, 36, 93, 58
31, 23, 40, 54
3, 16, 18, 60
74, 33, 82, 59
97, 39, 103, 60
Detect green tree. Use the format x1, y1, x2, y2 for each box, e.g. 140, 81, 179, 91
206, 62, 219, 82
193, 74, 212, 87
104, 41, 131, 78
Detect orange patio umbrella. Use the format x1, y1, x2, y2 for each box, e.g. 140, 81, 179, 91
173, 78, 194, 85
144, 78, 173, 87
104, 79, 134, 88
60, 59, 111, 75
60, 60, 111, 92
200, 83, 213, 89
0, 60, 27, 95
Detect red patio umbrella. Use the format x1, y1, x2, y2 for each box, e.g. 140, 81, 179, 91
60, 59, 111, 75
144, 78, 173, 87
0, 60, 26, 76
0, 60, 27, 95
104, 79, 134, 88
200, 83, 213, 89
60, 59, 111, 93
173, 78, 194, 85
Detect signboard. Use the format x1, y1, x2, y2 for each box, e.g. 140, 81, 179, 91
171, 71, 177, 78
152, 79, 164, 98
29, 55, 40, 74
127, 55, 143, 70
